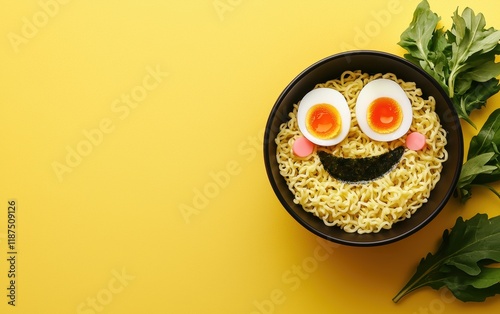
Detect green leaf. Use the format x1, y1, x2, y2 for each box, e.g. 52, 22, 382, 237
468, 109, 500, 159
443, 267, 500, 302
468, 268, 500, 289
457, 108, 500, 201
460, 59, 500, 83
454, 79, 500, 126
456, 152, 497, 202
458, 152, 496, 187
393, 214, 500, 303
447, 7, 500, 98
398, 0, 444, 80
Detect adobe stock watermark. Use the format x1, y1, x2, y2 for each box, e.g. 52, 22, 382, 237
51, 65, 168, 182
250, 237, 339, 314
179, 127, 265, 223
213, 0, 244, 21
339, 0, 403, 51
76, 268, 135, 314
7, 0, 73, 53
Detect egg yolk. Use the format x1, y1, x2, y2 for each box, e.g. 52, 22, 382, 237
367, 97, 403, 134
306, 103, 341, 139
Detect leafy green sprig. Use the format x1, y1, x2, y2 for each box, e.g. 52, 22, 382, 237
457, 109, 500, 202
393, 214, 500, 303
399, 0, 500, 127
399, 0, 500, 202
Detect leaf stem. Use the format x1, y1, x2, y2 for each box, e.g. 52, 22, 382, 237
417, 41, 435, 72
392, 285, 415, 303
448, 63, 465, 98
392, 261, 443, 303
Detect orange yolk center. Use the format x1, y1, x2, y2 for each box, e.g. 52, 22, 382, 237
367, 97, 402, 134
306, 103, 341, 139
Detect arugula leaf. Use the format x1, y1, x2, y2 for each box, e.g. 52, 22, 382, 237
398, 0, 439, 60
455, 79, 500, 127
457, 109, 500, 202
393, 214, 500, 303
468, 109, 500, 159
458, 152, 496, 185
456, 152, 497, 202
447, 9, 499, 87
448, 7, 500, 125
398, 0, 447, 91
398, 0, 500, 126
442, 267, 500, 302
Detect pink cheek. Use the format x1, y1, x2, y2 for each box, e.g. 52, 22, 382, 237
406, 132, 426, 151
293, 136, 315, 158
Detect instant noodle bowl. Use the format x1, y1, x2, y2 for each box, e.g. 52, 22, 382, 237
277, 71, 446, 233
263, 51, 463, 246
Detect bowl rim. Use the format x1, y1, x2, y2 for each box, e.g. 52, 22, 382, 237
263, 50, 464, 246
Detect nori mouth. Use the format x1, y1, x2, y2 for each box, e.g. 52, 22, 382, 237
317, 146, 405, 183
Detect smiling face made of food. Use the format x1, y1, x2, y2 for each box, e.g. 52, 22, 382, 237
295, 78, 420, 183
275, 72, 448, 233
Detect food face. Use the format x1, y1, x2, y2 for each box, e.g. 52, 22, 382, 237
295, 78, 416, 183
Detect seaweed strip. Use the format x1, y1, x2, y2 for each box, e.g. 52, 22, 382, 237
317, 146, 405, 183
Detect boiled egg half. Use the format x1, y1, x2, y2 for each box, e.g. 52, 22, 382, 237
355, 79, 412, 142
297, 88, 351, 146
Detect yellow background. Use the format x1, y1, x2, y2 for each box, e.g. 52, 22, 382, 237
1, 0, 499, 313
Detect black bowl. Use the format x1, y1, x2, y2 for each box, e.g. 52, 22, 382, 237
263, 50, 464, 246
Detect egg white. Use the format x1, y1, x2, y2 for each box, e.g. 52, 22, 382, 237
297, 88, 351, 146
355, 79, 413, 142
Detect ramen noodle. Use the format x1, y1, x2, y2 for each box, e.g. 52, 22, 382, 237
275, 71, 448, 233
